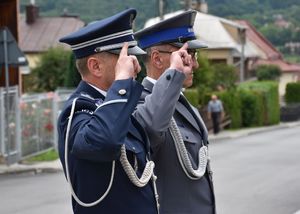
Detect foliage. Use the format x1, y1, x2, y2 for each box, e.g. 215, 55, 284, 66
238, 90, 264, 127
255, 64, 281, 81
211, 63, 237, 89
217, 90, 242, 129
20, 0, 182, 30
184, 88, 199, 107
239, 81, 280, 125
193, 54, 214, 105
285, 82, 300, 104
26, 47, 71, 92
64, 53, 81, 88
193, 54, 237, 106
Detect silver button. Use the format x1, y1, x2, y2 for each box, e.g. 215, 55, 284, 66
132, 146, 136, 150
118, 89, 126, 95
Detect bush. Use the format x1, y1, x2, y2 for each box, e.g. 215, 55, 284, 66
239, 81, 280, 125
64, 53, 81, 88
184, 88, 199, 107
285, 82, 300, 104
256, 64, 281, 81
193, 54, 238, 106
25, 47, 72, 92
239, 90, 264, 127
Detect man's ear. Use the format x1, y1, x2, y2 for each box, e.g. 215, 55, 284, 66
87, 56, 103, 77
151, 51, 163, 69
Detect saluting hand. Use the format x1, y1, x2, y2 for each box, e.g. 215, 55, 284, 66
169, 43, 193, 76
115, 42, 141, 80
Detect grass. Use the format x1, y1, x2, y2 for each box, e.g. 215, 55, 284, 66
25, 149, 59, 162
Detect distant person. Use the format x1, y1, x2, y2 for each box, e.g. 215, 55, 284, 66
207, 94, 224, 134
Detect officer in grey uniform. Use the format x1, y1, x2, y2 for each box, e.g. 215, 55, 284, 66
134, 10, 216, 214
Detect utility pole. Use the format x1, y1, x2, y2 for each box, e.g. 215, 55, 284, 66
184, 0, 192, 10
239, 28, 246, 82
158, 0, 164, 20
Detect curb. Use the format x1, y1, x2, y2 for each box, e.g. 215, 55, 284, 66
0, 160, 63, 176
209, 121, 300, 142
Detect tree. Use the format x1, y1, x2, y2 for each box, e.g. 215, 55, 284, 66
256, 64, 281, 81
25, 47, 71, 92
64, 53, 81, 88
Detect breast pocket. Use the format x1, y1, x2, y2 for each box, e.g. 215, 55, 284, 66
124, 137, 144, 154
179, 127, 199, 144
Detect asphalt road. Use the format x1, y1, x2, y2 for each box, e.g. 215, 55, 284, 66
0, 172, 71, 214
210, 125, 300, 214
0, 125, 299, 214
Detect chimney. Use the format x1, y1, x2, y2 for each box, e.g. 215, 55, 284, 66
26, 0, 39, 24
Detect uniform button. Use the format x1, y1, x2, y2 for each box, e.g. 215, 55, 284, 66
118, 89, 126, 95
132, 146, 136, 150
166, 74, 171, 80
185, 136, 189, 139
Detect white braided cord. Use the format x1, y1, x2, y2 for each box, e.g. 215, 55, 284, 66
169, 117, 209, 180
64, 98, 158, 210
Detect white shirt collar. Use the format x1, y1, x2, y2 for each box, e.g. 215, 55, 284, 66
88, 83, 107, 97
145, 76, 157, 85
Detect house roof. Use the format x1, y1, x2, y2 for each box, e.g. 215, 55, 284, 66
235, 20, 281, 60
19, 15, 85, 53
236, 20, 300, 73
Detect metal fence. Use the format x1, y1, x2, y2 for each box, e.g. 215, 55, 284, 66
0, 86, 21, 164
0, 86, 72, 164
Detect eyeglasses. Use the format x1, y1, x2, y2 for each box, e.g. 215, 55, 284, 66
156, 49, 198, 59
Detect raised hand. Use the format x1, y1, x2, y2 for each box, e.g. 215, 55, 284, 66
169, 43, 193, 76
115, 42, 141, 80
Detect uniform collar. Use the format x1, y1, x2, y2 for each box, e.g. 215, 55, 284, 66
87, 83, 107, 97
145, 76, 157, 85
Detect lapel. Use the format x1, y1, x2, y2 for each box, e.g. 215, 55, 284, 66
190, 105, 208, 141
175, 101, 201, 133
176, 95, 208, 142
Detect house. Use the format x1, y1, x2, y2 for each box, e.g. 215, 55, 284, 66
144, 10, 259, 81
19, 2, 85, 69
236, 20, 300, 96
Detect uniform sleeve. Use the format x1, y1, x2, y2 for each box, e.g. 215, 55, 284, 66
68, 78, 143, 162
134, 69, 185, 133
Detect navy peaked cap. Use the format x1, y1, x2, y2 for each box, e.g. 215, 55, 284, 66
134, 10, 207, 50
59, 8, 145, 59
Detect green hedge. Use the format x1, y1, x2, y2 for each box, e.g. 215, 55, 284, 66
239, 81, 280, 125
239, 90, 264, 127
184, 88, 199, 107
285, 82, 300, 104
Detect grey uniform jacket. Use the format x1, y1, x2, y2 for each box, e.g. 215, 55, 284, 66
134, 69, 216, 214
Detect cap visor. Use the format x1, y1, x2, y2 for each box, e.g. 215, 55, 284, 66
107, 46, 146, 55
172, 40, 208, 49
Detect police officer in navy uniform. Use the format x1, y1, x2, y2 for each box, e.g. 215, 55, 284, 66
134, 10, 216, 214
57, 8, 194, 214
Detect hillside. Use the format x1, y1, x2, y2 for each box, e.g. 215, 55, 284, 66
20, 0, 300, 62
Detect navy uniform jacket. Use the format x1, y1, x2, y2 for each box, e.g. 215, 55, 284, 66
135, 75, 216, 214
57, 79, 157, 214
